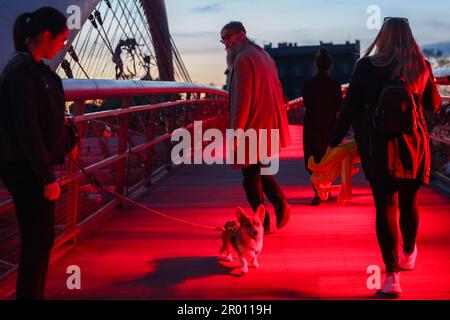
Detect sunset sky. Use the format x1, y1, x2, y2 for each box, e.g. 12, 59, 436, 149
165, 0, 450, 86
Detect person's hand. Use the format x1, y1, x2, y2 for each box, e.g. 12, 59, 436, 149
44, 181, 61, 201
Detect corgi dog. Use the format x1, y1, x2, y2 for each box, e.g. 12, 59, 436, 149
219, 204, 265, 274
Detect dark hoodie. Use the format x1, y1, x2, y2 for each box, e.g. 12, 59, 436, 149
0, 52, 66, 185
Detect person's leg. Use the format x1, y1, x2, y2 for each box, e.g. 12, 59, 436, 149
398, 180, 421, 254
261, 171, 291, 229
15, 192, 55, 300
242, 164, 270, 230
310, 185, 321, 205
242, 164, 264, 210
369, 178, 400, 273
261, 175, 287, 208
0, 163, 55, 300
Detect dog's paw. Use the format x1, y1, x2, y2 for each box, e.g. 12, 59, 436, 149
218, 254, 233, 262
250, 260, 259, 269
241, 266, 249, 274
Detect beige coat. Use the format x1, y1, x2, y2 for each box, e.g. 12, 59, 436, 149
229, 44, 292, 167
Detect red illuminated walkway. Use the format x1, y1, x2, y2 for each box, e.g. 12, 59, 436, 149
39, 125, 450, 299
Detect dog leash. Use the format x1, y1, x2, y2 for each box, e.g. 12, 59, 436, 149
68, 155, 224, 232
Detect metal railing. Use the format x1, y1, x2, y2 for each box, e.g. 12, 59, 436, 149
429, 95, 450, 187
0, 80, 229, 282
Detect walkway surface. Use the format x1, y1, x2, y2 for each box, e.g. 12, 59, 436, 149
41, 125, 450, 299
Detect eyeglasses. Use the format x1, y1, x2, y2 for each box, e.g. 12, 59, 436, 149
220, 32, 235, 44
383, 17, 409, 24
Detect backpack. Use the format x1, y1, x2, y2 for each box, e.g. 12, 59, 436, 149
372, 77, 420, 134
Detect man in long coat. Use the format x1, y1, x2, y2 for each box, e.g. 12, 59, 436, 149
221, 21, 292, 232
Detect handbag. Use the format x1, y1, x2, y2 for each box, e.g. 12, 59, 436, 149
64, 115, 80, 154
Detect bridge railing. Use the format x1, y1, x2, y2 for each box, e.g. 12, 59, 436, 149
429, 95, 449, 187
0, 80, 229, 282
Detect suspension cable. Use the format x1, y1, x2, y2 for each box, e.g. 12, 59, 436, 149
171, 36, 192, 82
103, 0, 149, 79
89, 0, 122, 79
107, 0, 155, 66
130, 0, 158, 63
88, 14, 114, 54
115, 0, 152, 65
129, 0, 173, 80
68, 46, 90, 78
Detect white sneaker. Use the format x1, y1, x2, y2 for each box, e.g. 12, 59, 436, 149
399, 244, 417, 270
381, 272, 402, 295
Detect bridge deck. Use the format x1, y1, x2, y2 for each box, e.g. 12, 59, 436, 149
40, 125, 450, 299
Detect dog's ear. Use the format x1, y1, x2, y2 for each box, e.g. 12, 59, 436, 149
235, 207, 248, 223
255, 204, 265, 221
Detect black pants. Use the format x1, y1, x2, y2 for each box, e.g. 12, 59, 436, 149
369, 177, 421, 273
0, 162, 55, 300
242, 164, 286, 216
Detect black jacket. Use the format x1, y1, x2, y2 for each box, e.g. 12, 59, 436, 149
303, 72, 341, 170
0, 52, 66, 185
329, 57, 441, 183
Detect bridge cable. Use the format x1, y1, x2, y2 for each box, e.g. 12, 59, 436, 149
73, 24, 95, 78
103, 0, 148, 78
82, 6, 115, 77
92, 0, 125, 78
60, 59, 74, 78
88, 12, 114, 55
86, 1, 126, 79
129, 0, 176, 80
130, 0, 158, 64
68, 46, 90, 78
107, 0, 156, 65
108, 1, 152, 77
131, 0, 187, 81
96, 5, 124, 78
171, 36, 192, 82
115, 0, 158, 78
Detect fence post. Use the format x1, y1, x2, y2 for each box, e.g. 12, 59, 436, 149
66, 100, 85, 246
144, 95, 159, 186
115, 97, 131, 199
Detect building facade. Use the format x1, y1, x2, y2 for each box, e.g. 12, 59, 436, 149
265, 40, 360, 100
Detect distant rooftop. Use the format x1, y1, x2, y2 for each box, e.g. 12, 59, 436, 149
264, 40, 360, 55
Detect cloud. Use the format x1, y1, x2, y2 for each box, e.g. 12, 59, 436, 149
424, 19, 450, 31
172, 31, 219, 38
192, 3, 221, 13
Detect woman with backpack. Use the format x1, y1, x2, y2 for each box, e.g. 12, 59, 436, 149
328, 17, 441, 295
0, 7, 69, 299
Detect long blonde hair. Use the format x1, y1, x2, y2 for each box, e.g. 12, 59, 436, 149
364, 17, 428, 93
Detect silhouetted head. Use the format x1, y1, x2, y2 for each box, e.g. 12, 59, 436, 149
364, 17, 428, 92
221, 21, 261, 66
13, 6, 69, 60
221, 21, 247, 52
315, 48, 332, 73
